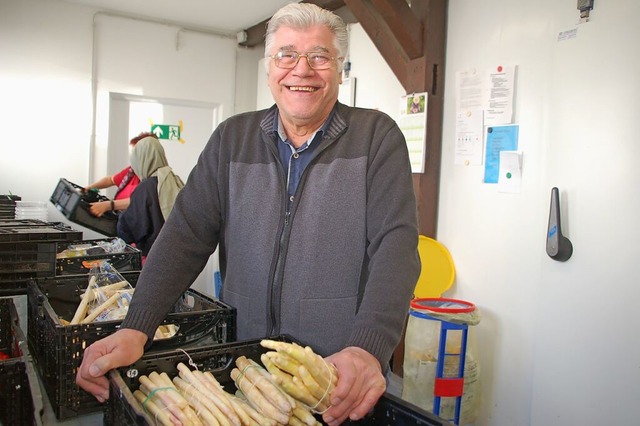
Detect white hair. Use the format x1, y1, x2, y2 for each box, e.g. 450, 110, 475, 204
263, 2, 348, 73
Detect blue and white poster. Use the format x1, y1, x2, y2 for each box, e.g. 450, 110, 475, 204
483, 125, 519, 183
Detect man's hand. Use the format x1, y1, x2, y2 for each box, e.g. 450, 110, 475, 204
75, 328, 147, 402
322, 346, 386, 426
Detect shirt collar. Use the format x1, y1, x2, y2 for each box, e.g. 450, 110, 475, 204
272, 108, 336, 147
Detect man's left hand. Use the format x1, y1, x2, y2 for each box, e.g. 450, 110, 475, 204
322, 346, 386, 426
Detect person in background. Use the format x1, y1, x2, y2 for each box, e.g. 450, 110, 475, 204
76, 3, 420, 426
84, 132, 157, 217
116, 136, 184, 258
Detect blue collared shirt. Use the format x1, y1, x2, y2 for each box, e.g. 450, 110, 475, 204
274, 113, 332, 210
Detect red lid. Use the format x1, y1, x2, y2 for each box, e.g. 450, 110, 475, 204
410, 297, 476, 313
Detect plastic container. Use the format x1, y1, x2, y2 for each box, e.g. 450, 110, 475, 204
55, 238, 142, 275
50, 178, 118, 236
105, 336, 455, 426
26, 272, 236, 420
0, 222, 83, 296
0, 219, 50, 227
0, 298, 41, 426
15, 201, 48, 221
0, 195, 21, 220
402, 298, 481, 426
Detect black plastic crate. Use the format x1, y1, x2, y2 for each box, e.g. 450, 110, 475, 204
0, 223, 83, 296
50, 178, 118, 237
0, 219, 52, 227
0, 195, 21, 204
26, 272, 236, 420
0, 298, 39, 426
104, 336, 453, 426
55, 238, 142, 275
0, 222, 82, 244
0, 195, 20, 220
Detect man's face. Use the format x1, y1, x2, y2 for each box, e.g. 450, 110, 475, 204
267, 24, 342, 129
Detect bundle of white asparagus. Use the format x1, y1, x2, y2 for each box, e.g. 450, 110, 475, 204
259, 340, 338, 414
132, 340, 338, 426
134, 360, 321, 426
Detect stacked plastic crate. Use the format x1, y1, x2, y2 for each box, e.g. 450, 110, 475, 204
26, 270, 236, 420
0, 297, 41, 425
0, 220, 82, 296
0, 195, 20, 220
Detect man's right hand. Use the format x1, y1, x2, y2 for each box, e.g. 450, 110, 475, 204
76, 328, 147, 402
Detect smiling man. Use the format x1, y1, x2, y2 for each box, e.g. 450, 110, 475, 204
76, 3, 420, 425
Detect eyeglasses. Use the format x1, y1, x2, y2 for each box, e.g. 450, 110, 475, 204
270, 50, 343, 70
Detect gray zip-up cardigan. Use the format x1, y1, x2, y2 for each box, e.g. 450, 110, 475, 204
122, 102, 421, 370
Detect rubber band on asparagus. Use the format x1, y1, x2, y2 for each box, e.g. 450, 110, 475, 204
236, 362, 259, 393
141, 386, 180, 413
307, 359, 335, 414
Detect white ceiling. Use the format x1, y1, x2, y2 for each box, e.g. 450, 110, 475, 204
59, 0, 299, 36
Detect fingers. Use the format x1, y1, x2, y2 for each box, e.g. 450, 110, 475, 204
76, 329, 147, 402
89, 202, 105, 217
347, 378, 385, 421
76, 371, 110, 403
322, 346, 385, 426
76, 343, 111, 402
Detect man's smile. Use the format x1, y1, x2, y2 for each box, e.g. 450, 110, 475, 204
287, 86, 318, 92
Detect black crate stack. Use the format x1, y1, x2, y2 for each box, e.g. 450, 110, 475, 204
0, 221, 83, 296
26, 272, 236, 420
0, 298, 40, 426
0, 194, 20, 220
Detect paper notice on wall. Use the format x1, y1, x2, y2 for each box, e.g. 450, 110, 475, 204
498, 151, 523, 193
483, 124, 519, 184
456, 68, 483, 111
484, 65, 515, 126
398, 92, 428, 173
455, 108, 484, 166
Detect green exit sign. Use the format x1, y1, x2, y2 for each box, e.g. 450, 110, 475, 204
151, 124, 181, 141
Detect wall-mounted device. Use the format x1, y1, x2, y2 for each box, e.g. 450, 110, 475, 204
546, 187, 573, 262
577, 0, 595, 20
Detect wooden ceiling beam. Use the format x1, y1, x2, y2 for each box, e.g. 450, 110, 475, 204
370, 0, 423, 58
343, 0, 411, 86
240, 0, 347, 48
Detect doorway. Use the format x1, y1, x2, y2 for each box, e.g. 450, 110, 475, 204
106, 92, 221, 297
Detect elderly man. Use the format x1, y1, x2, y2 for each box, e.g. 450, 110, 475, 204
76, 3, 420, 425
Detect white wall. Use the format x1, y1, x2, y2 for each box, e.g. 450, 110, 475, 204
0, 0, 94, 213
439, 1, 640, 425
347, 24, 405, 115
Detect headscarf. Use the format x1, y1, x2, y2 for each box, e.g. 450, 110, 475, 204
129, 136, 184, 220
